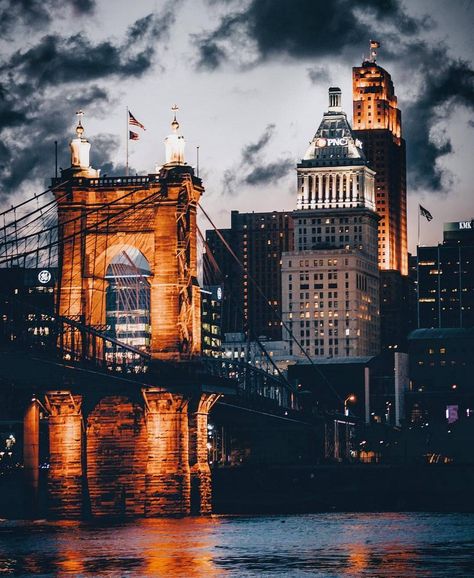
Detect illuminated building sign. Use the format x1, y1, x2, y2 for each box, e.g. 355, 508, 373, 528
38, 270, 52, 284
444, 220, 474, 232
316, 137, 349, 147
217, 287, 223, 300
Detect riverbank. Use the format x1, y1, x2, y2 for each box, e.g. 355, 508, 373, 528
1, 464, 473, 518
212, 464, 474, 514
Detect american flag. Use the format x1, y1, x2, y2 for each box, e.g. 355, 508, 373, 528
129, 111, 145, 130
129, 130, 139, 141
419, 204, 433, 222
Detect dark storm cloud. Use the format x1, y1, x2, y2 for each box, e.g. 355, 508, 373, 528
195, 0, 428, 69
0, 0, 96, 34
402, 44, 474, 191
0, 86, 110, 199
3, 13, 167, 87
307, 66, 331, 86
223, 124, 292, 193
197, 0, 473, 195
242, 124, 275, 163
0, 6, 176, 198
244, 160, 293, 185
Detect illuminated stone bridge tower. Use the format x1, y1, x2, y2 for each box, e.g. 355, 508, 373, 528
38, 111, 220, 518
56, 110, 202, 360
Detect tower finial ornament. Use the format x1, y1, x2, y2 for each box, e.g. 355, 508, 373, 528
75, 109, 85, 137
164, 105, 185, 165
171, 104, 179, 132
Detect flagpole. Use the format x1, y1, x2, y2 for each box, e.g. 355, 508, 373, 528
417, 204, 420, 328
416, 250, 420, 329
126, 106, 129, 177
417, 204, 420, 247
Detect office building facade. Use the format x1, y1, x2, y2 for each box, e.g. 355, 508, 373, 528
282, 87, 380, 359
352, 48, 409, 350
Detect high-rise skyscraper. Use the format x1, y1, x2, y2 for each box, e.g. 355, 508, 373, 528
281, 87, 380, 359
352, 45, 407, 274
352, 43, 409, 349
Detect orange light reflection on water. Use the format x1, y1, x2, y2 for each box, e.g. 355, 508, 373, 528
141, 517, 225, 577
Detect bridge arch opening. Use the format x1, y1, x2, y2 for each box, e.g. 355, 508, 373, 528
105, 247, 152, 356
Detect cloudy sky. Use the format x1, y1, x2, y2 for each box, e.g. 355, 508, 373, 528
0, 0, 473, 251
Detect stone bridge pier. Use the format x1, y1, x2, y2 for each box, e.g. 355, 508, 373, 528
25, 387, 219, 518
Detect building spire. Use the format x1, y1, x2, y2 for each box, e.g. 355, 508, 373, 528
164, 105, 185, 165
328, 87, 342, 112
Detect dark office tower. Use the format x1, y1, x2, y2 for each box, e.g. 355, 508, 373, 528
203, 228, 238, 334
352, 43, 409, 349
203, 210, 294, 340
416, 220, 474, 329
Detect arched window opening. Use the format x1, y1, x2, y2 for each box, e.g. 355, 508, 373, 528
105, 248, 151, 364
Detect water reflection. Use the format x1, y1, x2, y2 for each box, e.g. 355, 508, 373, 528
0, 513, 472, 577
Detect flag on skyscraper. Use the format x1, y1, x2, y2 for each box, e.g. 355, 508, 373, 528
370, 40, 381, 49
129, 130, 139, 141
129, 111, 145, 130
419, 204, 433, 222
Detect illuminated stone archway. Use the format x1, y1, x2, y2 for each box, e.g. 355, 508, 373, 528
105, 247, 152, 356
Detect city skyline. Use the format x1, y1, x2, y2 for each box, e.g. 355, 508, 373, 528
0, 0, 473, 253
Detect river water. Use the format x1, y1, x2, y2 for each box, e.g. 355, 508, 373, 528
0, 513, 473, 577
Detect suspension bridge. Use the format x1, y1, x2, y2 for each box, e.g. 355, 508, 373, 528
0, 113, 316, 519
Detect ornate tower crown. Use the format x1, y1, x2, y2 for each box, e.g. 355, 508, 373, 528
302, 88, 365, 166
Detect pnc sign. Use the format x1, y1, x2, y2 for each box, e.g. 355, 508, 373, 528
316, 137, 349, 147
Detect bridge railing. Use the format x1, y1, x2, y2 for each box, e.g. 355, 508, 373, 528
55, 316, 151, 374
201, 357, 298, 411
0, 311, 151, 376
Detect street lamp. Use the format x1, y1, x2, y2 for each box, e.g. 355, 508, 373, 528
344, 394, 356, 416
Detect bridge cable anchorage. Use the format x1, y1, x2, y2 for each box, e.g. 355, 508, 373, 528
198, 201, 344, 404
197, 225, 295, 393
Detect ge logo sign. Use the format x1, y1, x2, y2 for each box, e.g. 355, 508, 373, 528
38, 270, 52, 284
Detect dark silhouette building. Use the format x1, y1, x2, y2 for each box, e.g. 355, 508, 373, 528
407, 328, 474, 424
416, 221, 474, 329
204, 210, 294, 340
0, 267, 57, 346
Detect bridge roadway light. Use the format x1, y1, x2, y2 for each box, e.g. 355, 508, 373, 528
344, 394, 356, 416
